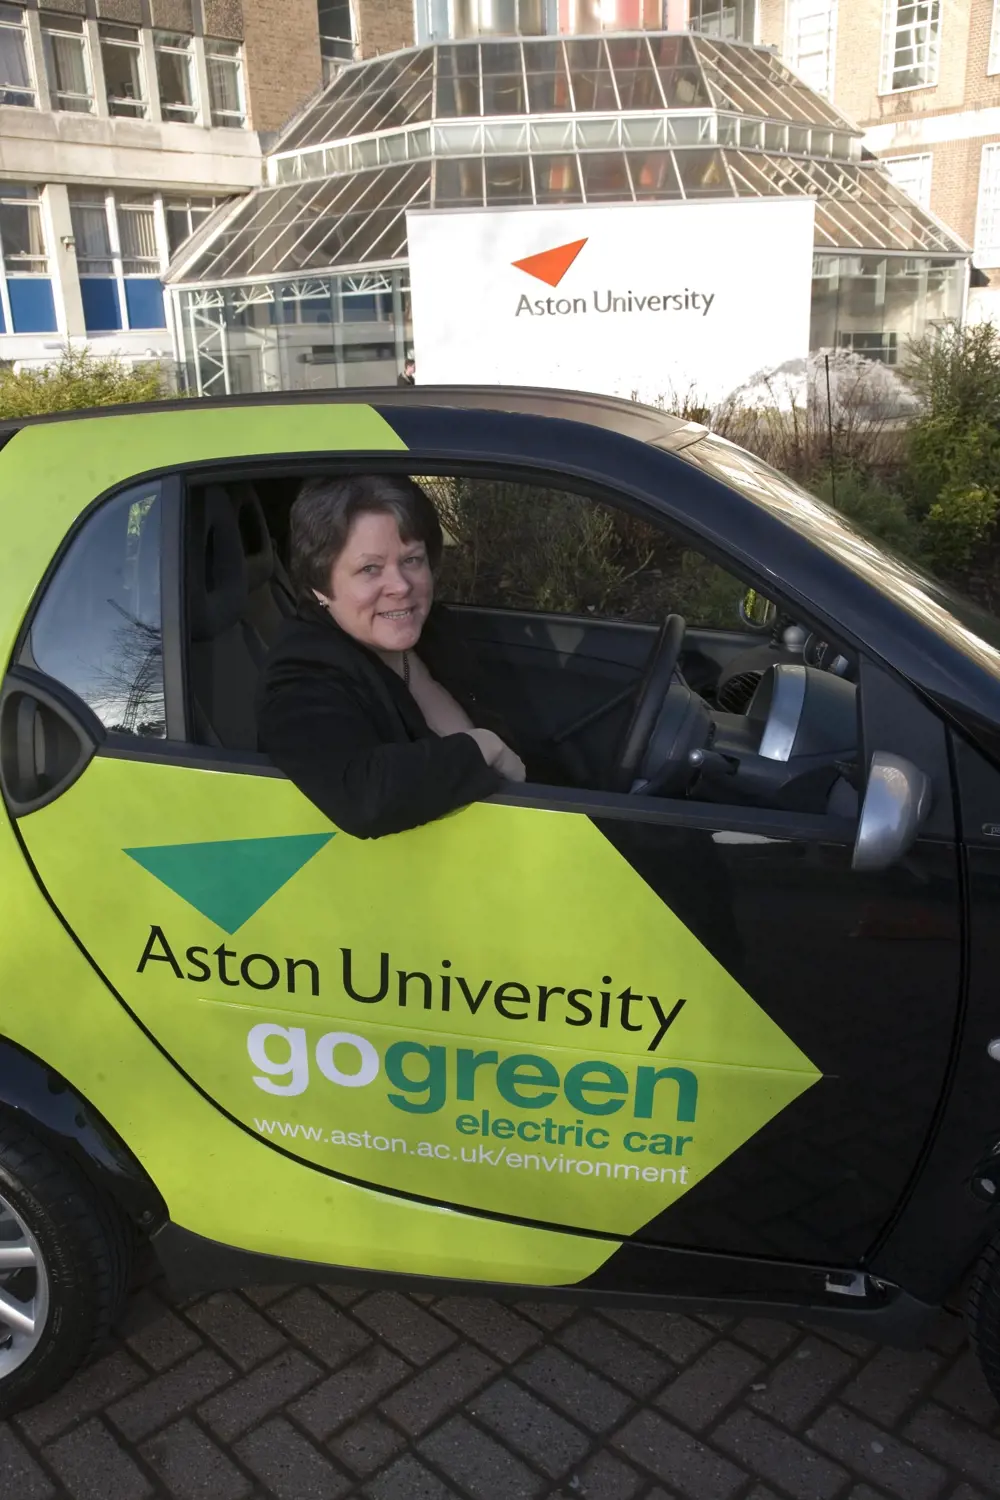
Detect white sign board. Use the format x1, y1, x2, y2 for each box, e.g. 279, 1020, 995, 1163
406, 198, 816, 407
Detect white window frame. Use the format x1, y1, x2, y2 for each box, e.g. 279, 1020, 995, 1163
785, 0, 837, 99
153, 29, 197, 123
990, 0, 1000, 76
163, 195, 222, 258
40, 9, 94, 113
204, 36, 246, 128
879, 0, 941, 95
975, 142, 1000, 269
69, 189, 162, 330
882, 151, 933, 209
98, 19, 147, 119
0, 182, 49, 336
0, 3, 36, 108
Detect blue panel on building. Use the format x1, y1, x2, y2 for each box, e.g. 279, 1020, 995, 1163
0, 297, 6, 333
8, 279, 57, 334
124, 279, 165, 329
81, 278, 122, 332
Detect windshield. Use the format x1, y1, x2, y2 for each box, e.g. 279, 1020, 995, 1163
681, 432, 1000, 682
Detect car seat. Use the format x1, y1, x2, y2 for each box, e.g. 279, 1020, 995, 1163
228, 483, 296, 653
187, 488, 261, 751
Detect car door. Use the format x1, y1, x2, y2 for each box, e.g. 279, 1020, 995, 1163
2, 427, 962, 1280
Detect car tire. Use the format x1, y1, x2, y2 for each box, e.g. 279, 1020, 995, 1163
0, 1120, 132, 1415
967, 1234, 1000, 1402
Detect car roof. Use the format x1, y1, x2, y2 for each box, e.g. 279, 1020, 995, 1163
0, 385, 707, 452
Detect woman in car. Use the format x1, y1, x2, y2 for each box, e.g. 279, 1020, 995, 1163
257, 473, 526, 838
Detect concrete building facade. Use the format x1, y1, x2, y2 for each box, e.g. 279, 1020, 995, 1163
0, 0, 329, 371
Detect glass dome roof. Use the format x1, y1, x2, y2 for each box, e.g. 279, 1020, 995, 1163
166, 33, 968, 289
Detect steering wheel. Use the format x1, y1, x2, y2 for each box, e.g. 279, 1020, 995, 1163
611, 614, 687, 793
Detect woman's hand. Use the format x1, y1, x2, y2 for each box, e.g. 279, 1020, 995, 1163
463, 728, 527, 782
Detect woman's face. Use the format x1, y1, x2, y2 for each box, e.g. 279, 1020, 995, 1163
319, 509, 433, 653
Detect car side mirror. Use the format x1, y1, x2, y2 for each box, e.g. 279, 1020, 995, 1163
738, 588, 778, 632
852, 752, 931, 873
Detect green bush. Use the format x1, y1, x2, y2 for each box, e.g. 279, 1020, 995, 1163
810, 466, 924, 559
903, 321, 1000, 427
0, 347, 173, 419
921, 483, 1000, 570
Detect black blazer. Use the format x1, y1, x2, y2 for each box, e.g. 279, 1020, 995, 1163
257, 602, 505, 839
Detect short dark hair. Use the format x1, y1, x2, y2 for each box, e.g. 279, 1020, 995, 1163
289, 473, 443, 602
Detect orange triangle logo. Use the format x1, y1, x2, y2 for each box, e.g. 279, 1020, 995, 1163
511, 238, 588, 288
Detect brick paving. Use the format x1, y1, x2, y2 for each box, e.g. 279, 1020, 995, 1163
2, 1252, 998, 1500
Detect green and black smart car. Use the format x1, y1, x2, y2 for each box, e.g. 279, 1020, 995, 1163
2, 387, 1000, 1412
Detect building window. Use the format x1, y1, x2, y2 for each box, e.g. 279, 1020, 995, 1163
688, 1, 757, 42
837, 331, 899, 365
990, 0, 1000, 75
0, 4, 35, 107
154, 31, 196, 123
41, 11, 94, 112
164, 196, 222, 257
785, 0, 836, 97
883, 152, 932, 208
69, 189, 165, 332
205, 37, 245, 127
319, 0, 353, 81
99, 21, 146, 117
880, 1, 940, 94
976, 143, 1000, 268
0, 183, 56, 333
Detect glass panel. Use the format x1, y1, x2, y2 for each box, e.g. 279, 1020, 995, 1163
434, 156, 485, 206
155, 33, 196, 122
621, 115, 663, 146
676, 148, 734, 196
28, 484, 165, 739
69, 193, 114, 274
42, 17, 93, 112
0, 188, 47, 271
532, 154, 581, 203
0, 7, 34, 107
658, 68, 709, 108
119, 199, 159, 274
530, 118, 574, 149
435, 43, 481, 117
580, 151, 633, 200
483, 119, 528, 150
629, 151, 682, 198
564, 37, 618, 110
101, 26, 145, 118
207, 42, 244, 127
481, 71, 526, 113
484, 154, 533, 203
576, 117, 620, 149
434, 122, 482, 153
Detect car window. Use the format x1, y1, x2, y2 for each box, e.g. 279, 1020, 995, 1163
421, 475, 746, 628
25, 481, 166, 738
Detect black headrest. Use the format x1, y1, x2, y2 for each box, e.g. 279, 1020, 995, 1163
231, 483, 275, 594
190, 487, 248, 642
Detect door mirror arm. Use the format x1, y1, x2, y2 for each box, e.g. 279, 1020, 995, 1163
852, 751, 931, 873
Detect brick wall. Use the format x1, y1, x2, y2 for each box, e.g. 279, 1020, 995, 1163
355, 0, 414, 57
241, 0, 323, 134
962, 0, 1000, 106
757, 0, 784, 51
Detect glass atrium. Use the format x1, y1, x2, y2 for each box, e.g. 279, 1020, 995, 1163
165, 29, 969, 397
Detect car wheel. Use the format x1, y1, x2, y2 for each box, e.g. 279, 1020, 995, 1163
967, 1234, 1000, 1403
0, 1120, 132, 1415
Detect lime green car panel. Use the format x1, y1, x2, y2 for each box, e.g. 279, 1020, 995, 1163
0, 404, 404, 667
0, 807, 616, 1285
18, 754, 820, 1241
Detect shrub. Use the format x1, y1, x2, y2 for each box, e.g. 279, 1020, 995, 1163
903, 321, 1000, 428
810, 466, 924, 560
922, 483, 1000, 571
0, 347, 173, 419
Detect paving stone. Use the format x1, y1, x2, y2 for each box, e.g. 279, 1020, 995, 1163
140, 1417, 253, 1499
844, 1489, 888, 1500
932, 1350, 999, 1427
118, 1289, 203, 1372
17, 1350, 148, 1443
566, 1449, 644, 1499
557, 1314, 670, 1396
353, 1291, 457, 1363
840, 1346, 943, 1427
714, 1409, 847, 1500
242, 1284, 292, 1307
433, 1296, 543, 1361
470, 1376, 590, 1478
269, 1288, 371, 1369
743, 1488, 783, 1500
236, 1416, 353, 1499
746, 1336, 856, 1428
926, 1311, 970, 1357
419, 1413, 545, 1499
328, 1414, 407, 1477
807, 1404, 948, 1500
515, 1345, 632, 1432
657, 1340, 764, 1431
364, 1453, 463, 1499
601, 1308, 716, 1365
0, 1423, 58, 1499
904, 1401, 1000, 1491
107, 1350, 234, 1442
379, 1344, 497, 1435
612, 1409, 745, 1500
186, 1292, 287, 1371
807, 1325, 877, 1359
729, 1318, 800, 1359
292, 1344, 410, 1440
198, 1348, 323, 1443
45, 1417, 154, 1500
514, 1299, 577, 1330
697, 1313, 738, 1333
319, 1284, 366, 1306
948, 1486, 991, 1500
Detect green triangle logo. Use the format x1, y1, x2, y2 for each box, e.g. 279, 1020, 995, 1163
124, 833, 334, 933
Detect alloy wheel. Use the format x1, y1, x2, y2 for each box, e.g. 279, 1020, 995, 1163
0, 1191, 48, 1378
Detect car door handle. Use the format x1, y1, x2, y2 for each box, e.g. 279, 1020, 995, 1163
0, 668, 104, 817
